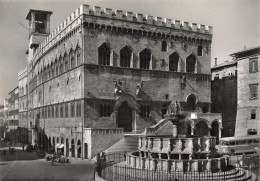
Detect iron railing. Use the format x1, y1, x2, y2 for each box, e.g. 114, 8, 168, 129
97, 152, 257, 181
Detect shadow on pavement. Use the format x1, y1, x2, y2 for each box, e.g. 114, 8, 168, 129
0, 150, 42, 161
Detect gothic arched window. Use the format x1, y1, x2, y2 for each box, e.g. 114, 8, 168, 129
162, 41, 167, 52
98, 43, 110, 66
186, 55, 196, 73
169, 53, 179, 72
76, 47, 81, 65
59, 56, 63, 74
64, 54, 69, 71
70, 50, 75, 69
47, 65, 50, 80
54, 59, 58, 76
140, 49, 151, 69
120, 46, 131, 68
187, 94, 196, 111
51, 63, 54, 78
198, 45, 203, 56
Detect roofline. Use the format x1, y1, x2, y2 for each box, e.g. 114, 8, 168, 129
230, 46, 260, 57
26, 9, 53, 20
211, 61, 237, 70
8, 86, 19, 94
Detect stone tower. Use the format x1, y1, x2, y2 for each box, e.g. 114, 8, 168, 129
26, 9, 52, 63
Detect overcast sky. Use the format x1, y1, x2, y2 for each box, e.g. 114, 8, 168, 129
0, 0, 259, 103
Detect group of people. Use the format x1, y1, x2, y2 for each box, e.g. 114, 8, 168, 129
51, 150, 62, 166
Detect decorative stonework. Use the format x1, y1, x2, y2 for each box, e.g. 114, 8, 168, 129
126, 153, 229, 172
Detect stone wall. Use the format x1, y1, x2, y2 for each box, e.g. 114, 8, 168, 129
84, 128, 124, 158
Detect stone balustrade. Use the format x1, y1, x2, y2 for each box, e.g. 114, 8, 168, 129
139, 136, 216, 154
85, 128, 124, 135
126, 152, 230, 172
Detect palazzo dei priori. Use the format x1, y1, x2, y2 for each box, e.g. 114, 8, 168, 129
18, 4, 222, 159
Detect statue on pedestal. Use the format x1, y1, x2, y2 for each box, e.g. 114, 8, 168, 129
167, 100, 182, 114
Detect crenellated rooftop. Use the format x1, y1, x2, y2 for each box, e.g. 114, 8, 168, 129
31, 4, 213, 68
86, 5, 212, 33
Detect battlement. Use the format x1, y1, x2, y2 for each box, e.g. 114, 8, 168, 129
31, 4, 212, 66
84, 5, 213, 34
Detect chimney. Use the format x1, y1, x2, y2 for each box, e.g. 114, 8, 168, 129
215, 58, 217, 66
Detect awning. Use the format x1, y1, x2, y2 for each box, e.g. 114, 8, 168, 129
56, 143, 60, 147
58, 144, 64, 149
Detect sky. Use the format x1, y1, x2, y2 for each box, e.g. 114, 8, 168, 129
0, 0, 259, 103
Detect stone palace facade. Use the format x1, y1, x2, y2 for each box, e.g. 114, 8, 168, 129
18, 4, 222, 159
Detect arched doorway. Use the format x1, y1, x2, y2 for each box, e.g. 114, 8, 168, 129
84, 143, 88, 159
48, 137, 51, 151
187, 94, 196, 111
211, 121, 219, 144
178, 121, 192, 136
60, 138, 64, 155
77, 140, 81, 158
71, 139, 75, 157
52, 137, 55, 148
44, 135, 48, 150
117, 102, 132, 132
66, 139, 69, 157
194, 121, 208, 136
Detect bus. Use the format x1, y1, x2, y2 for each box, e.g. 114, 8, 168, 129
217, 136, 260, 155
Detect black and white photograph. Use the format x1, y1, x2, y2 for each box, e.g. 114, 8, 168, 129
0, 0, 259, 180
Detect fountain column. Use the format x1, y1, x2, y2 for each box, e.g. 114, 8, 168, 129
191, 127, 195, 135
173, 124, 178, 137
208, 127, 211, 136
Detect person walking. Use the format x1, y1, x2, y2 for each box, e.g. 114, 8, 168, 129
51, 152, 56, 166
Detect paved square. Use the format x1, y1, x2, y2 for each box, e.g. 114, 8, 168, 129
0, 148, 95, 181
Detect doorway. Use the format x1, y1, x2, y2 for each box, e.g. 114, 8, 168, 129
117, 102, 132, 132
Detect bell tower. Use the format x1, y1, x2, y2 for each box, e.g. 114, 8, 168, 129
26, 9, 53, 62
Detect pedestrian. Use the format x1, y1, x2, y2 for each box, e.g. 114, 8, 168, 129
124, 151, 127, 161
51, 152, 56, 166
92, 162, 97, 180
22, 144, 24, 152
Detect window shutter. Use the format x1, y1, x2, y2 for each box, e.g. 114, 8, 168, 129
255, 59, 258, 72
249, 60, 253, 73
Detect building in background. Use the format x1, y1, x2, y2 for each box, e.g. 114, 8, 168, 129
0, 105, 5, 125
0, 104, 7, 139
211, 58, 237, 137
5, 87, 20, 143
230, 46, 260, 136
18, 4, 222, 159
7, 87, 19, 131
18, 67, 30, 144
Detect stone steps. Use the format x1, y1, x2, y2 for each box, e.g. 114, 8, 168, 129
92, 135, 139, 160
114, 163, 254, 181
104, 136, 139, 153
